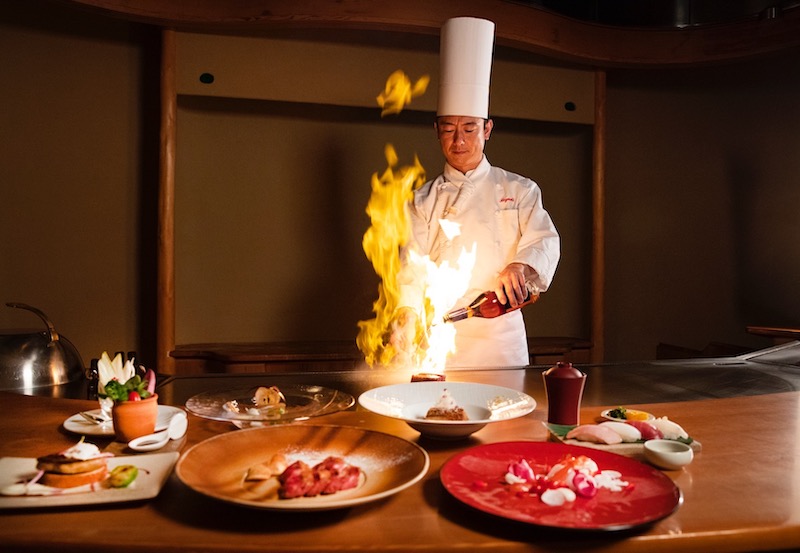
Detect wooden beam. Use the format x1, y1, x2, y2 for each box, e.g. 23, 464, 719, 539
591, 69, 606, 364
175, 31, 595, 125
157, 28, 177, 374
58, 0, 800, 67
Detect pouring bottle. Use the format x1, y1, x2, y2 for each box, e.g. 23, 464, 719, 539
442, 289, 539, 323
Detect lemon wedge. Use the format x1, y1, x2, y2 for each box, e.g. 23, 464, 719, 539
625, 409, 650, 421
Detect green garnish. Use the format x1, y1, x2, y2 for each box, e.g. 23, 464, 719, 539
108, 465, 139, 488
100, 375, 152, 402
608, 407, 627, 419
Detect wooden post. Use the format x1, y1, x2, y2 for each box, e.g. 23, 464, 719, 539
157, 28, 177, 374
591, 69, 606, 363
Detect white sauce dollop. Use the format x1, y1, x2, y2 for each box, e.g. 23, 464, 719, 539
432, 389, 458, 410
61, 441, 102, 461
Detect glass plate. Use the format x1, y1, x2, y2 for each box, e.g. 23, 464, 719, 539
185, 385, 354, 427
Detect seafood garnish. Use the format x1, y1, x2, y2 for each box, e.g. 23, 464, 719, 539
502, 454, 630, 505
223, 387, 287, 419
253, 386, 286, 408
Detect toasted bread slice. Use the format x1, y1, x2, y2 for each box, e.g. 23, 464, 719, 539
36, 455, 108, 475
40, 465, 108, 489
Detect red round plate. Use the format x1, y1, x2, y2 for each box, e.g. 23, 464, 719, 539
440, 441, 682, 531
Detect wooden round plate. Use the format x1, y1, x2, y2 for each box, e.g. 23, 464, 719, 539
176, 424, 429, 511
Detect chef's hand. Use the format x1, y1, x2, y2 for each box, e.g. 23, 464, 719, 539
495, 263, 534, 308
389, 307, 419, 364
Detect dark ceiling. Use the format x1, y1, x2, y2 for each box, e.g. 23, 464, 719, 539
520, 0, 800, 27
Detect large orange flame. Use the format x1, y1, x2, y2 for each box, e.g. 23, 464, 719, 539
376, 70, 430, 117
356, 144, 426, 367
358, 70, 475, 372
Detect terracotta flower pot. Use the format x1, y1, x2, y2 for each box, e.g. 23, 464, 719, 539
112, 394, 158, 442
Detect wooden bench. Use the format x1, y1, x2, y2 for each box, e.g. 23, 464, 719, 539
170, 337, 592, 374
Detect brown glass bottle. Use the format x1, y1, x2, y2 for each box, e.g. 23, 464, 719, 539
442, 289, 538, 323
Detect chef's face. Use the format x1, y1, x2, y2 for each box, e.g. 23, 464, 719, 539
435, 116, 493, 173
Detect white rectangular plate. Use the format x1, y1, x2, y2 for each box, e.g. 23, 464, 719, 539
0, 452, 179, 509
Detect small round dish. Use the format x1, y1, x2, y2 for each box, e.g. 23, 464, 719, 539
128, 411, 188, 452
358, 382, 536, 440
644, 439, 694, 470
601, 408, 655, 423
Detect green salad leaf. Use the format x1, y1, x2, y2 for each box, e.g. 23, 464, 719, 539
100, 374, 153, 402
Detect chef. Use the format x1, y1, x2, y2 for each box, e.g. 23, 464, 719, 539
391, 16, 560, 367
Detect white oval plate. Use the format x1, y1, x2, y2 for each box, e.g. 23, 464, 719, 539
63, 405, 185, 437
600, 408, 655, 423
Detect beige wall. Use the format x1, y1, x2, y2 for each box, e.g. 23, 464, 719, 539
605, 59, 800, 359
174, 98, 591, 345
172, 31, 594, 349
1, 3, 152, 367
2, 1, 796, 369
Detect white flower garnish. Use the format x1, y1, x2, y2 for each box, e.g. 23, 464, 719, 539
97, 351, 135, 395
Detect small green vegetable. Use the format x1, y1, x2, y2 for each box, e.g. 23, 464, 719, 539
108, 465, 139, 488
608, 407, 627, 419
100, 374, 152, 402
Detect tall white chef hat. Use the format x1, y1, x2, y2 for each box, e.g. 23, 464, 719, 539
437, 17, 496, 119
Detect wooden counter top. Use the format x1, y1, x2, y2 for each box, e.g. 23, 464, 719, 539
1, 384, 799, 553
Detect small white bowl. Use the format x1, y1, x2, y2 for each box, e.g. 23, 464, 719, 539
644, 439, 694, 470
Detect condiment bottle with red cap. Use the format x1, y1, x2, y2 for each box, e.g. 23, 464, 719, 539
542, 361, 586, 425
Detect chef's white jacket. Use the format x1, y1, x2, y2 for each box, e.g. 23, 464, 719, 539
399, 155, 560, 367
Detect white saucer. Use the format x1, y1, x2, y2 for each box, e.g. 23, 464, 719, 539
63, 405, 185, 437
600, 408, 655, 423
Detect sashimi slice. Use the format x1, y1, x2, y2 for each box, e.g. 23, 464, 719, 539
649, 417, 689, 440
626, 420, 663, 441
566, 424, 623, 445
599, 421, 642, 442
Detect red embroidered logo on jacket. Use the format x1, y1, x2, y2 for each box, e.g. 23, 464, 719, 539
499, 197, 515, 204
